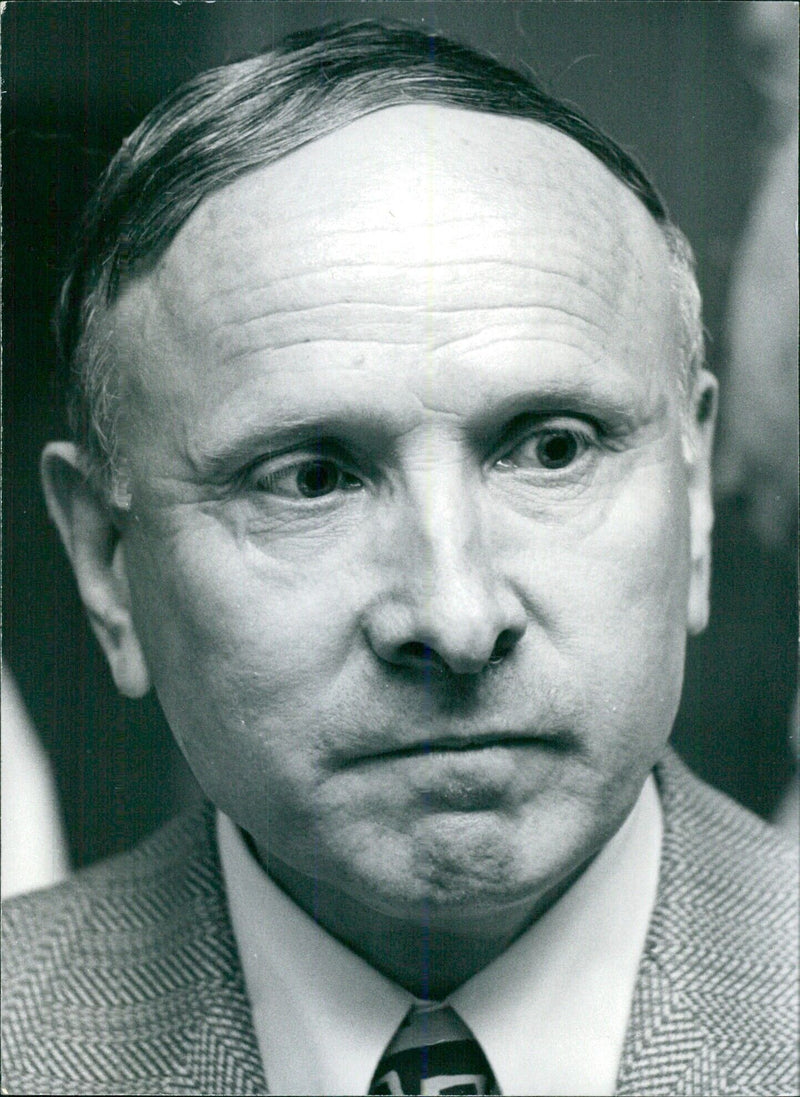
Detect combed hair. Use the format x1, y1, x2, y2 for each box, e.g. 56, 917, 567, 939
56, 20, 704, 482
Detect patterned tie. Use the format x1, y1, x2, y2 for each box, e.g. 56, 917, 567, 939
369, 1002, 500, 1095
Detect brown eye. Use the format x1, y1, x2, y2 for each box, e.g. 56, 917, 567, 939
535, 430, 580, 469
496, 419, 596, 475
296, 460, 341, 497
250, 452, 363, 499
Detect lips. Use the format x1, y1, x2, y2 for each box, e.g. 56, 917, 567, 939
352, 732, 560, 765
400, 734, 528, 753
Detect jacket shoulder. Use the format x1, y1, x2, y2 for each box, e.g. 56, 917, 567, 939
3, 803, 218, 985
2, 804, 265, 1095
655, 749, 798, 933
618, 752, 798, 1096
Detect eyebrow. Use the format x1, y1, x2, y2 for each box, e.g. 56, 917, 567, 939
188, 428, 327, 481
186, 407, 415, 482
186, 370, 656, 485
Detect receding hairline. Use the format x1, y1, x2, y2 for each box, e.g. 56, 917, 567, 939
57, 20, 704, 486
124, 103, 677, 351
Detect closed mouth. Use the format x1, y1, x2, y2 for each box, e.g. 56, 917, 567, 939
359, 733, 555, 763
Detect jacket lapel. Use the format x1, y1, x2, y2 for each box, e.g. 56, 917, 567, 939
615, 752, 730, 1096
164, 804, 269, 1094
615, 948, 727, 1095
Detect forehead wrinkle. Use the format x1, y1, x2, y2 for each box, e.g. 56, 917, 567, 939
201, 330, 643, 415
171, 248, 632, 373
198, 298, 616, 377
163, 116, 655, 308
198, 255, 623, 316
170, 214, 634, 315
142, 108, 666, 304
430, 325, 616, 363
210, 289, 616, 337
215, 323, 612, 373
111, 104, 677, 423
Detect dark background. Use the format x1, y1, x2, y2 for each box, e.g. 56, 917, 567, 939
3, 1, 797, 869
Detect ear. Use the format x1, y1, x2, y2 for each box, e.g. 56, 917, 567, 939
41, 442, 151, 698
684, 369, 718, 636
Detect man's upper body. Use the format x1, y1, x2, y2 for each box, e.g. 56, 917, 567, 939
3, 752, 797, 1095
218, 770, 663, 1095
2, 22, 797, 1096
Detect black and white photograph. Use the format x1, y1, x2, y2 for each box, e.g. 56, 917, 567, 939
2, 3, 798, 1094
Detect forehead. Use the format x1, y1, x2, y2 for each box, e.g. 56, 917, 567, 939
111, 104, 676, 415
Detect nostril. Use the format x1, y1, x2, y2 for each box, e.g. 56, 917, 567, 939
395, 632, 519, 674
488, 629, 520, 665
397, 642, 446, 674
403, 642, 429, 662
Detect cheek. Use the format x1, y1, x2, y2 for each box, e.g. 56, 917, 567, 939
123, 518, 366, 782
611, 462, 692, 636
130, 514, 354, 666
567, 442, 690, 610
552, 458, 692, 741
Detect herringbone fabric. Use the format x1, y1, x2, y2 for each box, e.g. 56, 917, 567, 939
2, 804, 266, 1095
615, 753, 799, 1097
2, 750, 798, 1096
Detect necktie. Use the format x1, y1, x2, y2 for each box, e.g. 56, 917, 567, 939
369, 1002, 500, 1095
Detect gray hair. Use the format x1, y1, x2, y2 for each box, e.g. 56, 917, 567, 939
56, 21, 704, 488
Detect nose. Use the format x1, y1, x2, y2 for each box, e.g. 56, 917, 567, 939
363, 482, 527, 676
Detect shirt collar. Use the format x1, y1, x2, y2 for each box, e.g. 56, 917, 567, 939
218, 775, 661, 1096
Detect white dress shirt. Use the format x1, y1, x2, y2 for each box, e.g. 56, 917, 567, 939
218, 775, 662, 1096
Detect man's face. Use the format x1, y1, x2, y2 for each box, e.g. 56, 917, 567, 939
107, 106, 713, 925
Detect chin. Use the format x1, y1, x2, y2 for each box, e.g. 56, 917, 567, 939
337, 819, 567, 923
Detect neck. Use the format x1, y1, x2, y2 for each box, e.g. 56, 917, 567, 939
256, 843, 589, 999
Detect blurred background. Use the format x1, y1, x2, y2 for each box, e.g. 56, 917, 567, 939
3, 1, 797, 891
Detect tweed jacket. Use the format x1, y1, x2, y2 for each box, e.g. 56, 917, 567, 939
2, 750, 798, 1096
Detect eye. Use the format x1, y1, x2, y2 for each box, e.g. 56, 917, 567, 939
250, 454, 363, 499
293, 459, 352, 498
531, 429, 581, 469
497, 419, 596, 472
